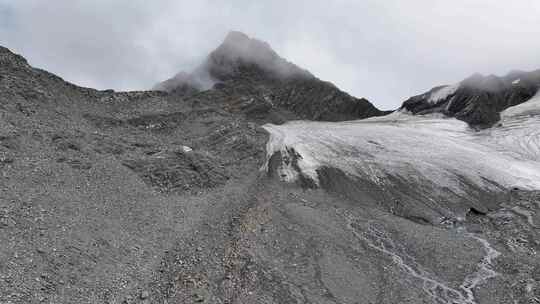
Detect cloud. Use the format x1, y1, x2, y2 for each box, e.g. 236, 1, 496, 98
0, 0, 539, 109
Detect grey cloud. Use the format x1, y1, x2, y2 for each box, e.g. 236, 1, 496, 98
0, 0, 539, 109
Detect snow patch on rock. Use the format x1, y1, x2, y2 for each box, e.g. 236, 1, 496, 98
477, 91, 540, 161
501, 91, 540, 118
181, 146, 193, 153
263, 125, 320, 184
428, 84, 460, 104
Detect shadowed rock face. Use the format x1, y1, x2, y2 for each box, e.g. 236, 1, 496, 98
401, 70, 540, 127
154, 31, 388, 123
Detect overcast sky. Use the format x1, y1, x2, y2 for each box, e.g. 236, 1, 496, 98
1, 0, 539, 109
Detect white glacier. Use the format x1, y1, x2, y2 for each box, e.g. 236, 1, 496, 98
263, 95, 540, 195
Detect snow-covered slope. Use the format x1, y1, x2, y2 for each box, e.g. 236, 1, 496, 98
263, 97, 540, 223
476, 92, 540, 161
501, 91, 540, 118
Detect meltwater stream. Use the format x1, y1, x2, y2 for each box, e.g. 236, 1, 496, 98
459, 235, 501, 303
341, 209, 500, 304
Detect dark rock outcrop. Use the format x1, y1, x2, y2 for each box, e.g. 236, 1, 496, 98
401, 70, 540, 127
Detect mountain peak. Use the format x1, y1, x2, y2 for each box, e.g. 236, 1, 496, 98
213, 30, 277, 64
207, 31, 277, 72
222, 30, 252, 45
152, 31, 384, 122
206, 31, 312, 81
154, 31, 312, 93
0, 46, 31, 69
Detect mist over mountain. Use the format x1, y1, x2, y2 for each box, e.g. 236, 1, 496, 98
154, 31, 313, 92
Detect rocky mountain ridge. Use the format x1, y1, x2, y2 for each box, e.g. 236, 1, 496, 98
401, 69, 540, 127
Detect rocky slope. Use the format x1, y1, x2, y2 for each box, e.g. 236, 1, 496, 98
1, 34, 540, 304
400, 69, 540, 127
